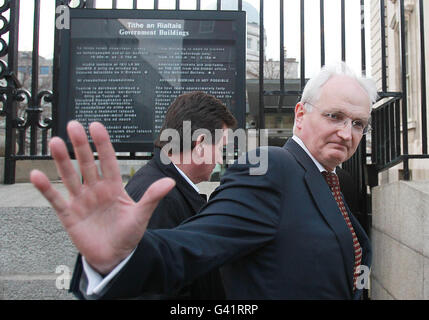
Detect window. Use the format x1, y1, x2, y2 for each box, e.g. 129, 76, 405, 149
40, 66, 50, 75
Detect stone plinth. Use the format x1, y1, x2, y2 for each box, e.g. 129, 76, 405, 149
371, 181, 429, 300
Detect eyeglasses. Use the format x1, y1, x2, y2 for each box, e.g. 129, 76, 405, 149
305, 102, 372, 135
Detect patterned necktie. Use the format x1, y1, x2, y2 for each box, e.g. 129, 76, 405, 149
322, 171, 362, 291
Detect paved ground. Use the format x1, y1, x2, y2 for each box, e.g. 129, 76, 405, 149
0, 182, 68, 207
0, 181, 220, 208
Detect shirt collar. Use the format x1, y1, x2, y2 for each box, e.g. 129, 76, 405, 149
291, 135, 336, 174
173, 164, 200, 193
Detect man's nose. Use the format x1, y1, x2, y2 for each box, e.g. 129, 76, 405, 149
337, 120, 353, 140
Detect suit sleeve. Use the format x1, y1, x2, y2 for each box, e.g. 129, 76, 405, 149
89, 147, 286, 299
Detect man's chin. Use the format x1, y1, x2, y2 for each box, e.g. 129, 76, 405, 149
324, 154, 348, 169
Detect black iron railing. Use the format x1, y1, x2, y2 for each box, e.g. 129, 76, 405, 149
343, 0, 428, 233
0, 0, 428, 192
2, 0, 21, 184
359, 0, 428, 183
1, 0, 243, 184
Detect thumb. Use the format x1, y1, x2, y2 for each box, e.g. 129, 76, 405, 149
136, 177, 176, 219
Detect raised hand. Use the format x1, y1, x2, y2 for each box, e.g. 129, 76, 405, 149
30, 121, 175, 275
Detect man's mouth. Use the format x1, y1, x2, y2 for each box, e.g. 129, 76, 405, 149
329, 142, 348, 151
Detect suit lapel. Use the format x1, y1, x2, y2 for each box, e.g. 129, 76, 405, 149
175, 182, 207, 213
285, 139, 355, 293
345, 200, 371, 268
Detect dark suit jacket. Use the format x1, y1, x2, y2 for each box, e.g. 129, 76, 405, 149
76, 140, 372, 299
126, 148, 208, 230
69, 148, 225, 300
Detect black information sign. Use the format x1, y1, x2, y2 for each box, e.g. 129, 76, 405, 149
55, 9, 246, 152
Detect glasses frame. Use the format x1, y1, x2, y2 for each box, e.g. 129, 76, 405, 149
304, 102, 372, 136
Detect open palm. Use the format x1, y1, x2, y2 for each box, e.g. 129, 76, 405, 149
30, 121, 175, 274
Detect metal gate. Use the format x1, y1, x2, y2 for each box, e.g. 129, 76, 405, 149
1, 0, 428, 239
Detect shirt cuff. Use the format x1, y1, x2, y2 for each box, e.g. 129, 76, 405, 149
82, 249, 136, 296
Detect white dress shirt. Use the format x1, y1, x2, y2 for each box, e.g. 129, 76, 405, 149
291, 135, 335, 174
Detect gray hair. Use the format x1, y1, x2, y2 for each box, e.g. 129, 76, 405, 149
300, 62, 378, 112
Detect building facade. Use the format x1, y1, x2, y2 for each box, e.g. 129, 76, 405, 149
371, 0, 429, 182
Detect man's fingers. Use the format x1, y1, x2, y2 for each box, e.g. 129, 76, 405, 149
89, 122, 121, 183
136, 178, 176, 222
30, 170, 68, 217
49, 137, 82, 196
67, 121, 100, 185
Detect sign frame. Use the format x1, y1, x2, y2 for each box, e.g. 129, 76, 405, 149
54, 9, 246, 153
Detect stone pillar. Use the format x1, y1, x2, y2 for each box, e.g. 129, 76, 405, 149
371, 181, 429, 299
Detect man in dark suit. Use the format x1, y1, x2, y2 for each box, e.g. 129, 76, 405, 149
31, 62, 377, 299
68, 92, 236, 299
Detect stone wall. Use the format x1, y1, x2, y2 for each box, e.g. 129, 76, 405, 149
0, 207, 78, 300
0, 184, 77, 300
371, 181, 429, 299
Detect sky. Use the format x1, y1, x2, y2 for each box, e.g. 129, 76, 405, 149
15, 0, 372, 78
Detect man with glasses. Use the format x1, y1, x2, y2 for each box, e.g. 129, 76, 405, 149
31, 62, 377, 299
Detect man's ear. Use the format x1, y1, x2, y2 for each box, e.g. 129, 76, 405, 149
294, 102, 306, 130
193, 134, 205, 157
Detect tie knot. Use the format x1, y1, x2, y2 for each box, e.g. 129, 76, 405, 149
322, 171, 340, 189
